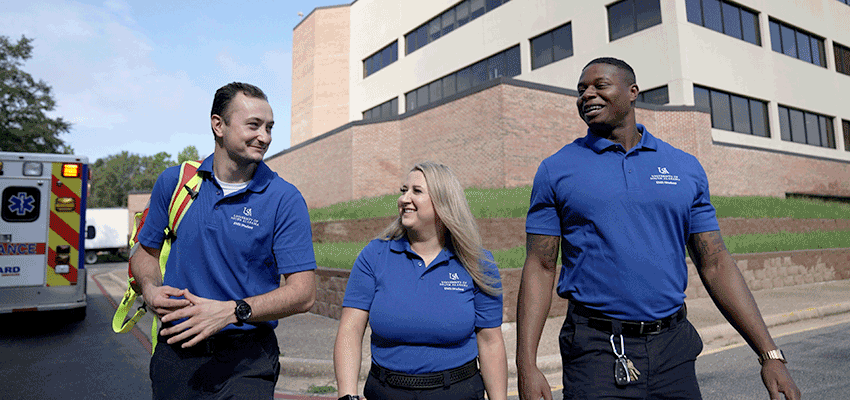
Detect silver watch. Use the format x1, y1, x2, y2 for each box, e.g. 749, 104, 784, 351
758, 349, 787, 365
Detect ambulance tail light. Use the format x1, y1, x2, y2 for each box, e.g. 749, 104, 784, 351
23, 161, 43, 176
61, 163, 81, 178
55, 245, 71, 274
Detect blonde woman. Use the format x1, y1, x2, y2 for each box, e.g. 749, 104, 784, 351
334, 162, 507, 400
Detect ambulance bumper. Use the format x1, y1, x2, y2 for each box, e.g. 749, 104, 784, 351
0, 269, 87, 314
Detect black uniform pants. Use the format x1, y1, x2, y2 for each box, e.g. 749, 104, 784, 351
560, 303, 704, 400
150, 327, 280, 400
363, 368, 485, 400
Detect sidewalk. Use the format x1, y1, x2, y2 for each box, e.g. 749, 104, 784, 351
93, 268, 850, 398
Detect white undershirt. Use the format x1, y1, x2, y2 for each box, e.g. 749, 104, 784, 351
215, 176, 250, 196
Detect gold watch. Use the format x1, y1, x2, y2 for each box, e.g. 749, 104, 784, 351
758, 349, 787, 365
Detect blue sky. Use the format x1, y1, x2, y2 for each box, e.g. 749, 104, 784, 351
1, 0, 347, 162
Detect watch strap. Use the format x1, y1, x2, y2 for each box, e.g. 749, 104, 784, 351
758, 349, 786, 365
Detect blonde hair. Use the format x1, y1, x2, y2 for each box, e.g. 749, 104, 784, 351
378, 161, 501, 296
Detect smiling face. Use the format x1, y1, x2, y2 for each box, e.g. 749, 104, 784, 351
212, 92, 273, 165
398, 170, 438, 234
576, 63, 638, 133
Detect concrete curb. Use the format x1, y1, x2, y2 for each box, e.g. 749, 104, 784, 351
277, 302, 850, 378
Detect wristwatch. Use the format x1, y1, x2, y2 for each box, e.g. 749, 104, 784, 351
758, 349, 787, 365
338, 395, 361, 400
234, 299, 252, 325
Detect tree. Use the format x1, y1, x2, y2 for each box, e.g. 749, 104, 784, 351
0, 35, 72, 153
177, 145, 200, 164
88, 151, 175, 208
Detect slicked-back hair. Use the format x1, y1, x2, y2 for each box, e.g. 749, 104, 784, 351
583, 57, 636, 86
211, 82, 268, 124
378, 161, 502, 296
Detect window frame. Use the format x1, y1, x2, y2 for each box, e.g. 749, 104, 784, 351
530, 22, 573, 70
363, 40, 398, 78
777, 104, 837, 148
694, 84, 770, 138
686, 0, 761, 46
769, 18, 827, 67
607, 0, 662, 42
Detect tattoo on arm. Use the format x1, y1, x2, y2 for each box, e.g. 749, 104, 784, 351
690, 231, 727, 262
526, 234, 560, 268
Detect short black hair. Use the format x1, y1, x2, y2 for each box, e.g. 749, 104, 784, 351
211, 82, 268, 124
583, 57, 636, 86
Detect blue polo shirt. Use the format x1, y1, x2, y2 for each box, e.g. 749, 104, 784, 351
526, 125, 719, 321
138, 155, 317, 331
343, 238, 502, 374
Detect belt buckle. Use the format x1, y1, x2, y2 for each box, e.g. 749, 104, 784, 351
639, 321, 661, 335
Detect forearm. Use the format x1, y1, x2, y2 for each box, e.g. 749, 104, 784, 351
244, 270, 316, 322
516, 258, 556, 370
130, 244, 163, 292
690, 231, 776, 354
334, 307, 368, 397
477, 327, 508, 400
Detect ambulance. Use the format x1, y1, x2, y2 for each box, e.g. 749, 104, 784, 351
0, 152, 89, 318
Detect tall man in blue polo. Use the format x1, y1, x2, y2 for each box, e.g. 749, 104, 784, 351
515, 58, 800, 400
132, 82, 317, 399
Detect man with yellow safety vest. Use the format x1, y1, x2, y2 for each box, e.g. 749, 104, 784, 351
131, 82, 317, 399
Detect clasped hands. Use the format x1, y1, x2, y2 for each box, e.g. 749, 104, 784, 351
142, 284, 237, 348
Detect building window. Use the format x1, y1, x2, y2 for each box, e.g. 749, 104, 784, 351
405, 45, 520, 112
405, 0, 510, 55
685, 0, 761, 46
777, 105, 836, 148
637, 85, 669, 105
530, 23, 573, 70
363, 98, 399, 121
694, 85, 769, 137
843, 120, 850, 152
769, 19, 827, 67
839, 0, 850, 6
364, 41, 398, 78
835, 42, 850, 76
607, 0, 662, 41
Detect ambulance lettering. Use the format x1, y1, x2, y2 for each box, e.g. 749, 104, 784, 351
1, 266, 21, 276
0, 243, 43, 256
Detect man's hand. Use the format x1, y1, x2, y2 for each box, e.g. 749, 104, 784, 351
141, 283, 190, 319
517, 365, 553, 400
160, 290, 237, 348
761, 361, 801, 400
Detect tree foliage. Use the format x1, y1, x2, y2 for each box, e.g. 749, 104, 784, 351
88, 151, 176, 207
177, 145, 200, 164
0, 35, 72, 154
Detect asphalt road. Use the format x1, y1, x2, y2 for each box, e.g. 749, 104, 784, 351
0, 262, 151, 400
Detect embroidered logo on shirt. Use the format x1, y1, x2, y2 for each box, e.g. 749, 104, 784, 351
650, 166, 680, 186
231, 213, 260, 230
243, 207, 252, 217
440, 272, 469, 291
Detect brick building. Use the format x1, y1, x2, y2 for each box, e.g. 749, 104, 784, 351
268, 0, 850, 208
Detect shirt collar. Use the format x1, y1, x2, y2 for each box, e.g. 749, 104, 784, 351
198, 154, 274, 193
582, 124, 658, 154
388, 236, 457, 263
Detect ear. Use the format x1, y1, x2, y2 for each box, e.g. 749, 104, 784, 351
211, 114, 226, 139
630, 83, 640, 103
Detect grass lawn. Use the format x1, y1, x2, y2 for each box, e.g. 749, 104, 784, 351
315, 230, 850, 269
311, 189, 850, 269
310, 186, 850, 221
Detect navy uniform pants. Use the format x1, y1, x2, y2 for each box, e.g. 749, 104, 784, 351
560, 303, 704, 400
150, 327, 280, 400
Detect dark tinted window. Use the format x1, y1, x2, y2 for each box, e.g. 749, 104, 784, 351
843, 120, 850, 152
363, 97, 398, 120
637, 85, 669, 105
687, 0, 761, 45
836, 42, 850, 76
777, 105, 836, 148
695, 85, 770, 137
770, 19, 827, 68
364, 41, 398, 78
703, 0, 723, 32
721, 2, 742, 40
405, 0, 509, 55
531, 23, 573, 70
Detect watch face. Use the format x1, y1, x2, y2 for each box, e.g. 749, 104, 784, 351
236, 301, 251, 321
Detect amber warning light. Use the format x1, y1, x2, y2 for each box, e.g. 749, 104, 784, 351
61, 163, 81, 178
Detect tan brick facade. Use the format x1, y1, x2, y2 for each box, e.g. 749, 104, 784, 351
291, 5, 351, 147
267, 78, 850, 209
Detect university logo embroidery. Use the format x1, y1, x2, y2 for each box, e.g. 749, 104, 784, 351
243, 207, 252, 217
449, 272, 459, 280
650, 166, 680, 186
658, 167, 669, 174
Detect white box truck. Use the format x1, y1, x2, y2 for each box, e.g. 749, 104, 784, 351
84, 208, 129, 264
0, 151, 88, 318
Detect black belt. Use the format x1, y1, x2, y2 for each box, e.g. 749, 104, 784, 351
159, 326, 272, 356
370, 358, 478, 390
570, 302, 686, 336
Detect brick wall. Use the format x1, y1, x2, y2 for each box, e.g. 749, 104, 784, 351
265, 78, 850, 209
312, 248, 850, 321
